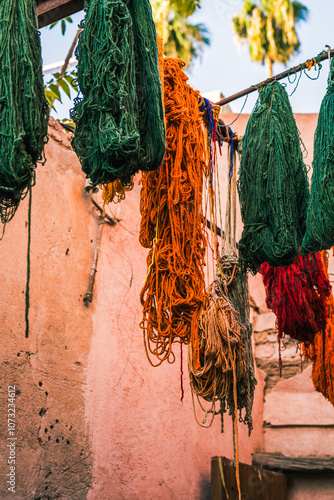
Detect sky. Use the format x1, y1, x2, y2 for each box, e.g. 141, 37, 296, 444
40, 0, 334, 118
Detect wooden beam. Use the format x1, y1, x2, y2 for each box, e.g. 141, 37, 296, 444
252, 453, 334, 472
36, 0, 84, 29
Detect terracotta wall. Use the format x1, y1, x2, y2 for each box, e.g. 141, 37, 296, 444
0, 113, 332, 499
0, 118, 263, 500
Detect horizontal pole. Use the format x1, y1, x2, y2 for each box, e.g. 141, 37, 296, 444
36, 0, 72, 16
215, 49, 334, 107
37, 0, 84, 28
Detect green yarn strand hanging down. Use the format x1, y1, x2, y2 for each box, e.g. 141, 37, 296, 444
237, 82, 309, 274
0, 0, 49, 229
127, 0, 165, 173
71, 0, 166, 186
300, 59, 334, 255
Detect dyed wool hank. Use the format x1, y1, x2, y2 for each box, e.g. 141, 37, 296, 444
0, 0, 49, 229
71, 0, 165, 187
261, 253, 331, 368
238, 82, 309, 273
301, 58, 334, 254
100, 32, 165, 206
139, 58, 208, 366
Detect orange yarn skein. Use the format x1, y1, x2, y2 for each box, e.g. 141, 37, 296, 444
139, 58, 209, 366
304, 251, 334, 405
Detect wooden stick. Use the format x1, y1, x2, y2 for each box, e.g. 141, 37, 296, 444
37, 0, 84, 28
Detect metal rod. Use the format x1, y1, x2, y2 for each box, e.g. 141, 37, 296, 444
215, 49, 334, 107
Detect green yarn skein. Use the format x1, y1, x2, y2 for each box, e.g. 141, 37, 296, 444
300, 58, 334, 255
71, 0, 166, 186
0, 0, 49, 228
237, 82, 309, 274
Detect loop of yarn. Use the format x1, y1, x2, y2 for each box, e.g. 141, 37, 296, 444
301, 58, 334, 254
139, 58, 208, 366
0, 0, 49, 229
237, 82, 309, 274
189, 277, 246, 404
71, 0, 165, 186
220, 264, 256, 435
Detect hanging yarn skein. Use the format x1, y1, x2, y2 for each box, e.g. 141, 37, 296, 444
139, 58, 208, 366
188, 102, 245, 417
303, 251, 334, 406
0, 0, 49, 230
100, 32, 165, 206
301, 58, 334, 254
189, 124, 256, 435
261, 253, 331, 369
220, 255, 257, 435
238, 82, 309, 274
71, 0, 165, 187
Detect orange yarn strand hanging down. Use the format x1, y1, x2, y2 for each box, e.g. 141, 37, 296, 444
304, 251, 334, 406
139, 58, 209, 366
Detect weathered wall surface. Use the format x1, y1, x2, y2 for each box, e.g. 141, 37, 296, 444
85, 177, 265, 500
0, 120, 94, 499
0, 112, 332, 500
228, 112, 334, 500
0, 117, 264, 500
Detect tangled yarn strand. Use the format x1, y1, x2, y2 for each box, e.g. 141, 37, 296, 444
126, 0, 165, 172
71, 0, 139, 185
71, 0, 165, 187
238, 82, 309, 273
0, 0, 49, 228
301, 58, 334, 254
139, 58, 208, 366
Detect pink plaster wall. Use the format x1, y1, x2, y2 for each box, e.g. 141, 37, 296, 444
0, 112, 329, 499
85, 174, 264, 500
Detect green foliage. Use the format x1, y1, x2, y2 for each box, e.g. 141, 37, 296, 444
233, 0, 308, 76
165, 10, 210, 67
45, 15, 78, 110
44, 70, 78, 111
151, 0, 209, 67
169, 0, 200, 17
49, 16, 73, 35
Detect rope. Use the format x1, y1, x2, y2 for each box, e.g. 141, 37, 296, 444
139, 58, 208, 366
301, 58, 334, 254
25, 181, 32, 338
237, 81, 309, 274
0, 0, 49, 233
188, 279, 246, 402
218, 458, 230, 500
71, 0, 165, 186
